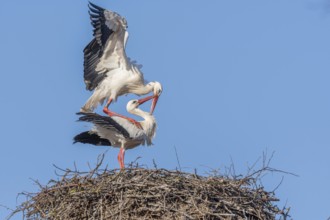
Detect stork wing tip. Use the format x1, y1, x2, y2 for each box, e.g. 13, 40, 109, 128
88, 2, 105, 11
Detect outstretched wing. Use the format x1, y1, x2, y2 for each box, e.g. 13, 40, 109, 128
76, 112, 130, 139
83, 2, 130, 91
73, 131, 112, 146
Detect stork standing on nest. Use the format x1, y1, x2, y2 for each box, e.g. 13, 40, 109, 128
81, 2, 162, 127
75, 95, 157, 169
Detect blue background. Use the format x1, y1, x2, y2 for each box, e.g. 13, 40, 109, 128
1, 1, 330, 219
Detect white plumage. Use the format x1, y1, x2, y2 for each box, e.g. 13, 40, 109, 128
94, 100, 156, 149
75, 95, 157, 168
81, 2, 162, 117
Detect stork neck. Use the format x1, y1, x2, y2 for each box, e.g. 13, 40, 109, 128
128, 107, 156, 141
129, 108, 151, 120
132, 84, 153, 96
132, 108, 156, 137
129, 108, 153, 126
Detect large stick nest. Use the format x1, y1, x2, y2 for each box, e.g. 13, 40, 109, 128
12, 158, 289, 220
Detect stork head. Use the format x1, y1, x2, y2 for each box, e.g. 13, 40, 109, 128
126, 95, 154, 113
122, 17, 128, 29
150, 81, 162, 114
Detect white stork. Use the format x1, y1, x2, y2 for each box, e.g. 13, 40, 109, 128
81, 2, 162, 127
75, 95, 157, 169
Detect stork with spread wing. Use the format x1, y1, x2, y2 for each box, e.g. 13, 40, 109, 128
81, 2, 162, 126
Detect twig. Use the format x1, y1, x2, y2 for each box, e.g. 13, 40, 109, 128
174, 146, 182, 172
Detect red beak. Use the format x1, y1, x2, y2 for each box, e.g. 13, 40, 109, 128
150, 95, 159, 114
138, 95, 154, 105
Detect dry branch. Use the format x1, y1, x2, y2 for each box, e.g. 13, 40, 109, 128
10, 156, 290, 220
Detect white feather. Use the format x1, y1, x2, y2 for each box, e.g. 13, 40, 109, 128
81, 4, 161, 113
92, 101, 156, 150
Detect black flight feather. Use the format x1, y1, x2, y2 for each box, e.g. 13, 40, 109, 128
76, 112, 131, 139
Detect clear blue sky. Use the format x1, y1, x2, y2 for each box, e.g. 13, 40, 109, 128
1, 1, 329, 219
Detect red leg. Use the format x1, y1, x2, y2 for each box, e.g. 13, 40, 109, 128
117, 148, 125, 169
121, 148, 125, 168
103, 98, 143, 129
117, 150, 122, 168
103, 98, 115, 116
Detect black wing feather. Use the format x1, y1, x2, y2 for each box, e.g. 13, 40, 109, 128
73, 131, 112, 146
83, 2, 114, 91
89, 2, 105, 11
76, 112, 130, 139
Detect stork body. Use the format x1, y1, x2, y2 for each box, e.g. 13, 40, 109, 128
81, 2, 162, 120
75, 95, 156, 168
